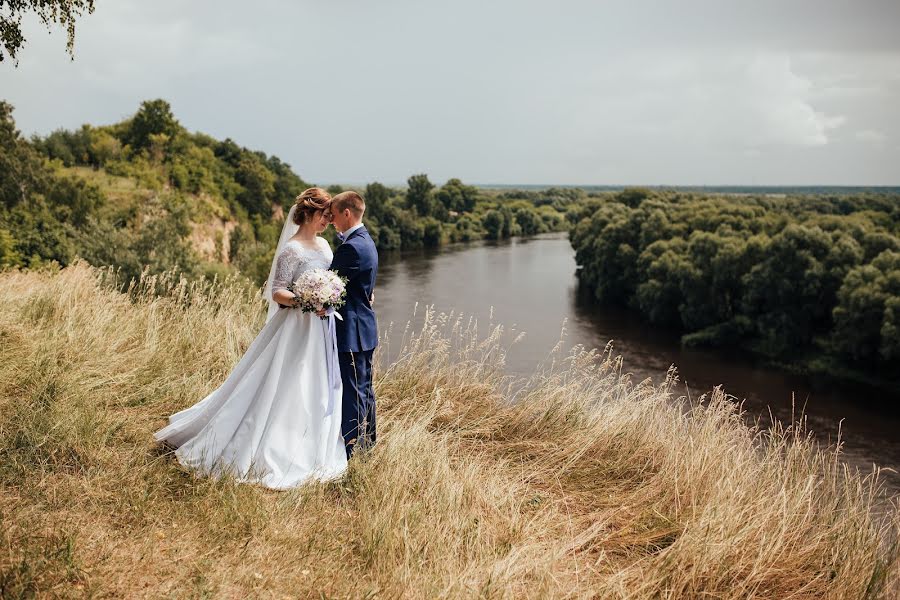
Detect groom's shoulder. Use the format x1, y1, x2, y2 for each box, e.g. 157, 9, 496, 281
358, 228, 377, 249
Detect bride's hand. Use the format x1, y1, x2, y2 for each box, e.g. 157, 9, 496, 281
315, 308, 327, 318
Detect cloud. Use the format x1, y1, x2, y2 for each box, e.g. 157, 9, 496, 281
565, 52, 846, 158
0, 0, 897, 185
855, 129, 888, 143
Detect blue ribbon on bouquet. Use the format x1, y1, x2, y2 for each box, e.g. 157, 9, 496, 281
323, 308, 343, 418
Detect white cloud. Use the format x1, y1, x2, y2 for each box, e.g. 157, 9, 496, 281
855, 129, 888, 143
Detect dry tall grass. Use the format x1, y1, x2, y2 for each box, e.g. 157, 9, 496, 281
0, 262, 898, 599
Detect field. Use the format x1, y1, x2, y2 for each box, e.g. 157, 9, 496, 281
0, 264, 898, 598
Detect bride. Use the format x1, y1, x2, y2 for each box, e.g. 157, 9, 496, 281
154, 188, 347, 489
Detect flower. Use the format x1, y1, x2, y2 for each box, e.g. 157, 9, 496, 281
291, 269, 347, 314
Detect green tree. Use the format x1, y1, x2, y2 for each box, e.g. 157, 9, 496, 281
364, 182, 390, 221
832, 250, 900, 365
617, 187, 653, 208
422, 217, 443, 247
126, 99, 182, 153
0, 227, 20, 267
1, 0, 95, 63
90, 129, 122, 166
406, 174, 435, 217
0, 101, 49, 209
482, 210, 503, 240
513, 206, 545, 236
436, 178, 478, 213
235, 156, 276, 217
266, 155, 308, 206
46, 174, 105, 227
130, 197, 199, 278
4, 197, 74, 266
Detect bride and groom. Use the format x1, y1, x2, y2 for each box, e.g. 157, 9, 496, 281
154, 188, 378, 489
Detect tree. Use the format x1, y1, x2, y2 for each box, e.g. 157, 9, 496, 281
513, 206, 544, 236
90, 130, 122, 166
0, 227, 20, 267
364, 182, 390, 221
406, 174, 435, 217
46, 174, 105, 227
617, 187, 653, 208
4, 197, 74, 266
436, 178, 478, 213
235, 156, 276, 217
482, 210, 503, 240
832, 250, 900, 365
0, 101, 49, 209
266, 155, 308, 206
1, 0, 95, 63
126, 99, 182, 153
422, 217, 443, 247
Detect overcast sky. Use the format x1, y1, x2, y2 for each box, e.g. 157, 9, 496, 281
2, 0, 899, 186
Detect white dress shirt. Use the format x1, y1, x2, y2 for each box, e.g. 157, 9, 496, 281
341, 222, 364, 241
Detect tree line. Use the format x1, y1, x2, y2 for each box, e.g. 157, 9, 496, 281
0, 99, 570, 287
570, 188, 900, 383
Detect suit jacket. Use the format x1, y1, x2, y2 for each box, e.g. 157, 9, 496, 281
330, 225, 378, 353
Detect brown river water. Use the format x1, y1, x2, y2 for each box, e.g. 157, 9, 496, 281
373, 232, 900, 500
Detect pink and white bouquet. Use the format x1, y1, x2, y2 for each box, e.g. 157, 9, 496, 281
289, 268, 347, 315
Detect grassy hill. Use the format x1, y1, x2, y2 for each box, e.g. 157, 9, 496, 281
0, 263, 897, 598
0, 99, 571, 290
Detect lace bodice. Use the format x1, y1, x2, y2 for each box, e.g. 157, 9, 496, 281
272, 237, 334, 294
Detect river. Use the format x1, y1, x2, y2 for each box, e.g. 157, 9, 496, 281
374, 232, 900, 499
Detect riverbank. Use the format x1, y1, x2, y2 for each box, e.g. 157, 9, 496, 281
1, 264, 898, 597
569, 191, 900, 401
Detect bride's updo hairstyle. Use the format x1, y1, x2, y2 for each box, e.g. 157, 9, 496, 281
292, 187, 332, 225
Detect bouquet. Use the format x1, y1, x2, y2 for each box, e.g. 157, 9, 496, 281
289, 268, 347, 315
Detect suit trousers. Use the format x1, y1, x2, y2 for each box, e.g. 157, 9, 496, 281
338, 349, 376, 458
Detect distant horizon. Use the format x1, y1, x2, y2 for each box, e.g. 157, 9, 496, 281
323, 182, 900, 191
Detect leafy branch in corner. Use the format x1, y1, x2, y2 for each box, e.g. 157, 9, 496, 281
1, 0, 95, 64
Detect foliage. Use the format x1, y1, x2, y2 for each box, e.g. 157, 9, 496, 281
0, 101, 49, 209
571, 188, 900, 378
126, 99, 182, 152
405, 173, 435, 217
0, 99, 569, 287
0, 0, 95, 63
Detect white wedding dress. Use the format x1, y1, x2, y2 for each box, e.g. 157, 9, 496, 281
154, 234, 347, 490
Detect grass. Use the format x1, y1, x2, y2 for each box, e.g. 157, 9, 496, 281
0, 262, 898, 598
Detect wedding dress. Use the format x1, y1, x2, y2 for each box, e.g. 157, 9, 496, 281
154, 209, 347, 489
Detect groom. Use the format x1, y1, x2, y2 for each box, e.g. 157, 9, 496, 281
329, 191, 379, 458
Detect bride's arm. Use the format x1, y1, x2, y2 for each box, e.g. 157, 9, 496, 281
271, 247, 300, 307
272, 289, 298, 307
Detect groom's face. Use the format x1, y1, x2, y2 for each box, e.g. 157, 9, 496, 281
332, 208, 352, 232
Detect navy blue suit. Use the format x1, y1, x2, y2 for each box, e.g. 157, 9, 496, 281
330, 225, 378, 457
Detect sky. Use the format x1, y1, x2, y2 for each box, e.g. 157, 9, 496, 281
1, 0, 899, 186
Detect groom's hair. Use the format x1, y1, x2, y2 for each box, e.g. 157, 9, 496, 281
332, 191, 365, 218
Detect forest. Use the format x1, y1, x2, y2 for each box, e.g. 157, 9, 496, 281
570, 188, 900, 386
0, 99, 570, 286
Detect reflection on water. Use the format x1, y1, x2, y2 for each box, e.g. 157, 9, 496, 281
374, 232, 900, 498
